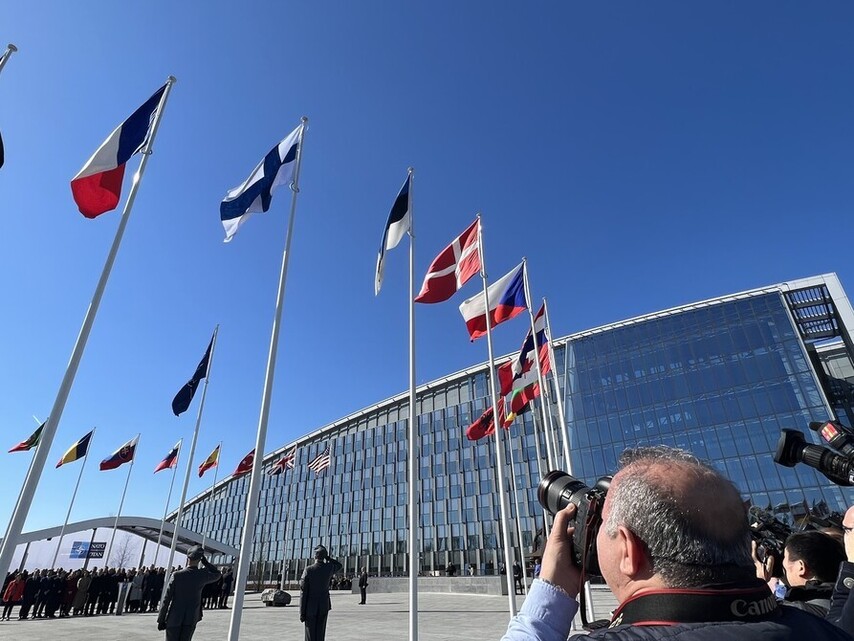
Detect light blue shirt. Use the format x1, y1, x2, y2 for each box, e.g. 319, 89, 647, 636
502, 579, 580, 641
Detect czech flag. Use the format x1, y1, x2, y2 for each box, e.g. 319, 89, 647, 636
71, 83, 166, 218
458, 262, 527, 340
198, 444, 220, 478
233, 449, 255, 476
100, 436, 139, 471
56, 430, 94, 467
154, 440, 181, 473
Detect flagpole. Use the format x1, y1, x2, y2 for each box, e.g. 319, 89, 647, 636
0, 426, 42, 557
530, 408, 551, 537
542, 299, 573, 473
0, 76, 177, 577
106, 436, 138, 567
279, 465, 296, 591
51, 428, 95, 568
513, 431, 530, 595
154, 439, 182, 568
505, 429, 528, 597
161, 324, 219, 599
201, 442, 221, 550
0, 43, 18, 75
476, 215, 517, 616
228, 117, 308, 641
405, 167, 419, 641
521, 260, 557, 472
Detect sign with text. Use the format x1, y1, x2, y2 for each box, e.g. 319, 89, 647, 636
69, 541, 107, 559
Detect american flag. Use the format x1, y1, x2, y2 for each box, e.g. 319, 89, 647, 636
267, 446, 297, 476
307, 445, 331, 473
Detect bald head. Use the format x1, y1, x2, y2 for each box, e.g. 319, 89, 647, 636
603, 446, 753, 588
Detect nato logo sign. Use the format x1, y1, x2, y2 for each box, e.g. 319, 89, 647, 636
69, 541, 106, 559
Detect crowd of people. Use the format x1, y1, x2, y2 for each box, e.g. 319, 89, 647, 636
0, 564, 234, 622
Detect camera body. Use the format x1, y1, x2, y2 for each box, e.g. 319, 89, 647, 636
774, 421, 854, 486
537, 470, 611, 577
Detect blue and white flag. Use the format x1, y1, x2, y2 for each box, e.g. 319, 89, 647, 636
220, 123, 302, 242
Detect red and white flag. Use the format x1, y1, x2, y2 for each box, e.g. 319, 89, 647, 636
415, 219, 481, 304
233, 449, 255, 476
267, 446, 297, 476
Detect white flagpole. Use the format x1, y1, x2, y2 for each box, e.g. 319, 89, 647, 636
0, 43, 18, 75
512, 431, 530, 595
161, 325, 219, 594
476, 216, 517, 616
406, 167, 419, 641
51, 428, 95, 568
106, 436, 138, 567
153, 439, 182, 568
543, 298, 573, 473
228, 117, 308, 641
521, 260, 558, 472
201, 442, 221, 550
0, 76, 177, 577
278, 463, 296, 591
505, 430, 528, 597
530, 408, 550, 537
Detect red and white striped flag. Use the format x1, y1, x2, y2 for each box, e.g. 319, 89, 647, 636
307, 446, 331, 473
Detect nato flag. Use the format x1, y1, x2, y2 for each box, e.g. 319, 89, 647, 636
172, 334, 213, 416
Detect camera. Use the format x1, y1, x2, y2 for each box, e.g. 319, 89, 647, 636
774, 421, 854, 486
537, 470, 611, 577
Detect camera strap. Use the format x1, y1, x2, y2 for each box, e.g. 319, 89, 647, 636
609, 582, 779, 627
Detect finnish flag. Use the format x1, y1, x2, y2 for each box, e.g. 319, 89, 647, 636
220, 123, 303, 242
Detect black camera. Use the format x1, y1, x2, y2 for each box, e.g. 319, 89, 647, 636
774, 424, 854, 486
537, 470, 611, 577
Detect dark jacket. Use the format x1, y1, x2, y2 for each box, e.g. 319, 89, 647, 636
300, 557, 343, 620
359, 572, 368, 589
157, 562, 221, 628
782, 580, 834, 617
828, 560, 854, 636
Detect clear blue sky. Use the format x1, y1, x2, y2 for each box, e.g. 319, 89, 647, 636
2, 1, 853, 536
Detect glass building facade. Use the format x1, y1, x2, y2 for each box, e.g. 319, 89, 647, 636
178, 274, 854, 578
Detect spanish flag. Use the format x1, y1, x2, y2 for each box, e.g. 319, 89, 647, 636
198, 444, 220, 478
56, 430, 94, 468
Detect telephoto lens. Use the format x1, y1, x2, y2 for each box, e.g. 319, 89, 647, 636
537, 471, 611, 577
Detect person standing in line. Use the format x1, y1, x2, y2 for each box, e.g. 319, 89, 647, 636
1, 571, 26, 620
157, 546, 221, 641
218, 568, 233, 608
358, 568, 368, 605
300, 545, 342, 641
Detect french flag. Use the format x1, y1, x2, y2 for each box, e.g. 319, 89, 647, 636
458, 262, 527, 340
71, 84, 166, 218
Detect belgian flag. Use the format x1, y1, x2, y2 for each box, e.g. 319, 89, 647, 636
56, 430, 94, 468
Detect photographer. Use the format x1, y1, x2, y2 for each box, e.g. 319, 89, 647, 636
502, 446, 852, 641
157, 546, 221, 641
828, 505, 854, 634
754, 530, 844, 616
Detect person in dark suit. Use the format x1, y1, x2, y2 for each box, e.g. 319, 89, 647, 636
219, 569, 233, 608
300, 545, 342, 641
358, 568, 368, 605
157, 546, 221, 641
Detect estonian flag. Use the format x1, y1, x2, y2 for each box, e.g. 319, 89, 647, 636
70, 83, 166, 218
458, 262, 528, 341
172, 333, 214, 416
220, 123, 303, 242
56, 430, 94, 468
100, 436, 139, 471
374, 172, 412, 295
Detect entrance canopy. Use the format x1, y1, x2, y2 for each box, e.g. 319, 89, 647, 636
4, 515, 238, 558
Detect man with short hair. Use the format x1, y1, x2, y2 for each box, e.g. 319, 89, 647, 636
776, 530, 844, 616
157, 546, 221, 641
503, 445, 852, 640
358, 567, 368, 604
300, 544, 342, 641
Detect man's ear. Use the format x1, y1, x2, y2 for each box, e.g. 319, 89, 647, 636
618, 526, 652, 579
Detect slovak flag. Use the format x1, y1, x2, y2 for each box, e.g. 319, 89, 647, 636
71, 83, 166, 218
458, 262, 527, 340
100, 435, 139, 471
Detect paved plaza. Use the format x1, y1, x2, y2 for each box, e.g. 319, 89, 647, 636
0, 587, 618, 640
